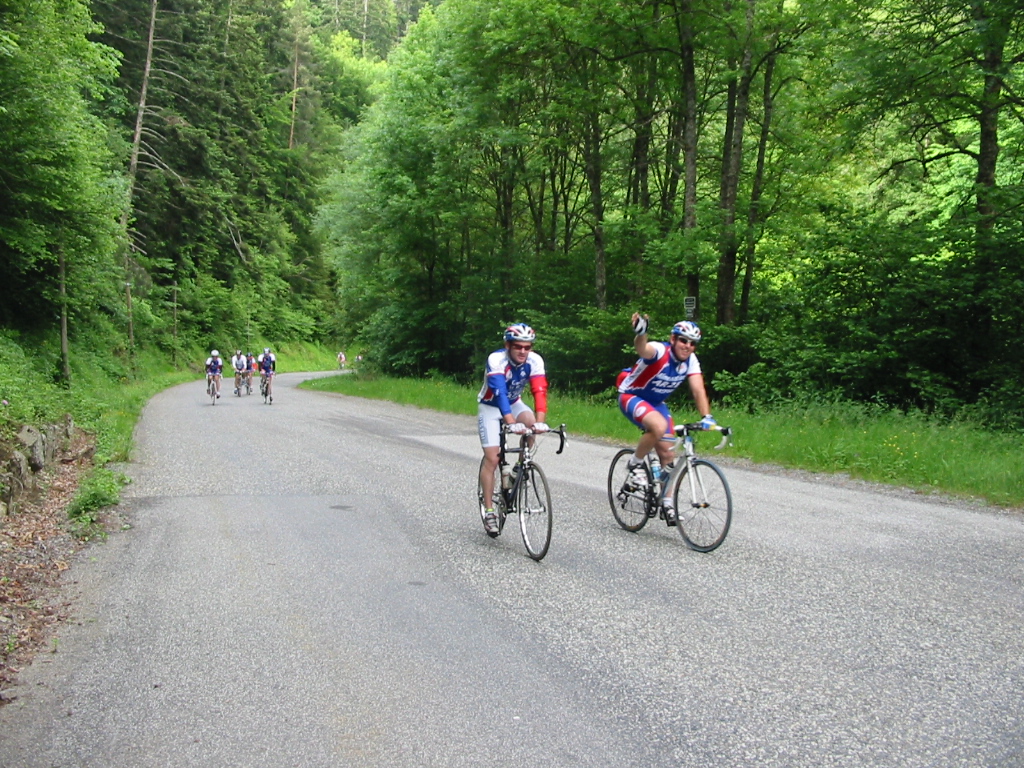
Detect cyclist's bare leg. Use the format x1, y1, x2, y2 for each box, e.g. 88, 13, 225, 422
480, 446, 501, 508
214, 374, 222, 395
637, 411, 675, 499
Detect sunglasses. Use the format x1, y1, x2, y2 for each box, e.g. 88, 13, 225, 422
510, 343, 533, 351
674, 337, 698, 346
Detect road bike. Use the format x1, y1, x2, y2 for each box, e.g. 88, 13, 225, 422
234, 369, 245, 396
607, 423, 733, 552
259, 371, 273, 404
206, 374, 218, 405
244, 370, 253, 395
478, 424, 567, 561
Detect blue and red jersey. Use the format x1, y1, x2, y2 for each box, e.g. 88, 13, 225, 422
205, 357, 223, 375
617, 341, 702, 406
478, 349, 548, 416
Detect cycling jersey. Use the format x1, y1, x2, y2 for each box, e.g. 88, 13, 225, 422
478, 349, 548, 416
231, 355, 246, 372
205, 357, 224, 375
617, 341, 701, 406
258, 353, 276, 374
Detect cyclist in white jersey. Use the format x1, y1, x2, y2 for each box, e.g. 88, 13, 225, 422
230, 350, 246, 394
477, 324, 550, 535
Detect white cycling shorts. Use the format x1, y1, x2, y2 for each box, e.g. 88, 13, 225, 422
478, 400, 532, 448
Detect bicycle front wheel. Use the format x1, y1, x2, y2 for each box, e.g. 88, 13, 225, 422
518, 463, 552, 560
607, 449, 652, 532
671, 459, 732, 552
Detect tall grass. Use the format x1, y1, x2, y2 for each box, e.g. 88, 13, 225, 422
273, 341, 341, 374
304, 373, 1024, 508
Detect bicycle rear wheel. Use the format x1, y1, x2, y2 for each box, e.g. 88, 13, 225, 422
671, 459, 732, 552
518, 463, 552, 561
477, 457, 506, 538
607, 449, 652, 532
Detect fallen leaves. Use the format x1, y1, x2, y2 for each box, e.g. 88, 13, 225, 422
0, 430, 96, 702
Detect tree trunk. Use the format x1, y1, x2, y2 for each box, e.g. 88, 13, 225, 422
676, 0, 701, 317
289, 37, 300, 149
583, 110, 607, 309
59, 248, 70, 385
739, 39, 777, 324
716, 0, 755, 326
120, 0, 158, 367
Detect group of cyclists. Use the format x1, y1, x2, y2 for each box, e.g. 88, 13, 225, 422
204, 347, 277, 403
476, 314, 714, 535
202, 313, 713, 536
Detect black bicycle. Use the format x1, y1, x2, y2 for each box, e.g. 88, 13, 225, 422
259, 371, 273, 404
478, 424, 567, 561
607, 423, 733, 552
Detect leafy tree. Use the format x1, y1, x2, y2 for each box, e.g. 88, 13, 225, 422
0, 0, 124, 371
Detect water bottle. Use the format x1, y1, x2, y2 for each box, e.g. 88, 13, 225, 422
649, 456, 661, 491
500, 464, 513, 489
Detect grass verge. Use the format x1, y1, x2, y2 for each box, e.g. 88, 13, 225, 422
303, 372, 1024, 509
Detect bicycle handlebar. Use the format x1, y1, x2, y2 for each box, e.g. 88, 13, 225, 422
500, 423, 569, 454
677, 423, 733, 450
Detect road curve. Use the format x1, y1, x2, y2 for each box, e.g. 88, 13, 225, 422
0, 372, 1021, 767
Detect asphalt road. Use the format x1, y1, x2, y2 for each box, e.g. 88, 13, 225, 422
0, 373, 1021, 767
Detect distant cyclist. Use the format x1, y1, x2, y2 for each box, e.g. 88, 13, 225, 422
337, 350, 347, 369
205, 349, 224, 399
244, 352, 256, 390
258, 347, 277, 403
477, 323, 550, 535
617, 314, 714, 520
230, 349, 246, 395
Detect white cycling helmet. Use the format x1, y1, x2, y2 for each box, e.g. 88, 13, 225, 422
211, 349, 220, 357
504, 324, 536, 343
671, 321, 701, 343
264, 347, 271, 354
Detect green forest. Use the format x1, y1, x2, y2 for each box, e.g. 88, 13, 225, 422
2, 0, 1023, 428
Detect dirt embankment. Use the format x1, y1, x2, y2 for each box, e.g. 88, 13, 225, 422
0, 427, 98, 702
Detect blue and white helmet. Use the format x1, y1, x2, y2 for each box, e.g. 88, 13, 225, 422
671, 321, 701, 342
504, 324, 536, 343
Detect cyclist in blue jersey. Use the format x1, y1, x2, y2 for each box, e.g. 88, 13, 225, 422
477, 324, 550, 535
258, 347, 276, 403
204, 350, 224, 399
244, 352, 256, 391
617, 314, 715, 518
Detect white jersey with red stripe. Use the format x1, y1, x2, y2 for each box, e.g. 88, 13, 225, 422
477, 349, 547, 416
617, 341, 701, 406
